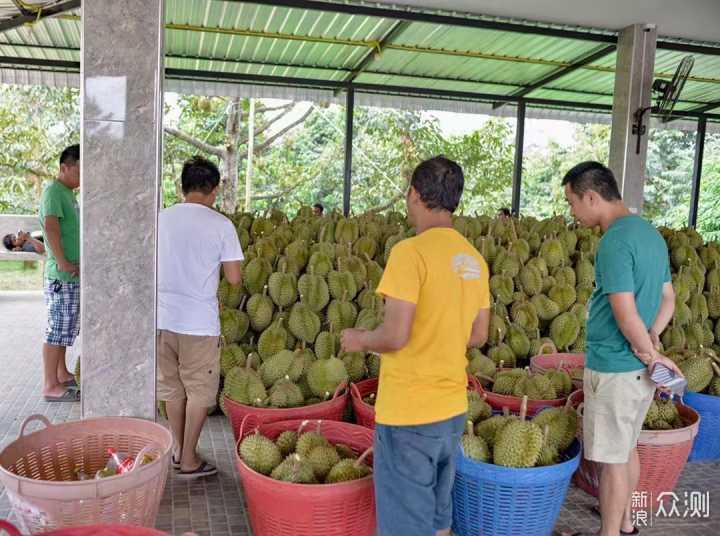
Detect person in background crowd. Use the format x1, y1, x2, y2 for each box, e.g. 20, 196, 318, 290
313, 203, 324, 216
3, 230, 45, 254
497, 207, 511, 218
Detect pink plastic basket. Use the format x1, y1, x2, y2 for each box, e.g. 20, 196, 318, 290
350, 379, 378, 429
529, 346, 585, 390
224, 382, 349, 441
236, 416, 375, 536
0, 415, 172, 534
0, 521, 172, 536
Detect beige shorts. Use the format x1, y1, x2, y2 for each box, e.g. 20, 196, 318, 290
157, 330, 220, 407
582, 368, 655, 464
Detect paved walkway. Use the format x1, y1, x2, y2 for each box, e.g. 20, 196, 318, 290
0, 291, 718, 535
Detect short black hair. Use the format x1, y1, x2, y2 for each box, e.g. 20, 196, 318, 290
410, 155, 464, 213
498, 208, 511, 217
313, 203, 324, 213
561, 161, 621, 201
181, 156, 221, 195
2, 234, 14, 250
60, 144, 80, 166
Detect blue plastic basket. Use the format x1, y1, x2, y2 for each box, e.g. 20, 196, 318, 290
685, 391, 720, 462
452, 439, 581, 536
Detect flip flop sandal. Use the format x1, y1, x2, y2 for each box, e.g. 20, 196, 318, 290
621, 528, 640, 535
44, 388, 80, 403
589, 506, 640, 535
176, 461, 217, 479
171, 455, 181, 470
63, 378, 78, 388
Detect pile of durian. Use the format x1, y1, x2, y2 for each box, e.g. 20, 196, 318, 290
474, 364, 574, 401
214, 207, 720, 415
238, 422, 372, 484
461, 395, 578, 468
642, 398, 685, 431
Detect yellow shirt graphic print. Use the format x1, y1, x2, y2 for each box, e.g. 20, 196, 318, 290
374, 228, 490, 426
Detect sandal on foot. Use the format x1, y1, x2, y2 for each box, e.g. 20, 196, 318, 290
621, 528, 640, 535
63, 378, 78, 388
44, 388, 80, 403
171, 455, 181, 470
176, 461, 217, 479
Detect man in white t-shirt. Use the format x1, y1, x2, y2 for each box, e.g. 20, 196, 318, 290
157, 156, 243, 479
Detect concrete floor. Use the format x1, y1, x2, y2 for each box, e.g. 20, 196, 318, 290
0, 290, 718, 535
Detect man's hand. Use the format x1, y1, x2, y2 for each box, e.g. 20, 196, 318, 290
341, 328, 367, 353
635, 349, 684, 378
57, 259, 79, 277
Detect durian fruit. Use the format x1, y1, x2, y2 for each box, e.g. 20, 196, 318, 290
325, 453, 372, 483
341, 352, 367, 382
545, 366, 573, 398
492, 368, 526, 395
532, 397, 578, 451
549, 312, 580, 351
306, 444, 341, 481
271, 453, 317, 483
239, 430, 283, 475
337, 254, 368, 288
244, 257, 273, 294
490, 274, 515, 305
467, 391, 492, 423
493, 397, 544, 468
326, 295, 358, 331
295, 423, 331, 457
536, 425, 560, 467
539, 238, 566, 269
259, 349, 304, 387
298, 269, 330, 312
507, 323, 531, 360
315, 327, 339, 361
307, 251, 333, 277
680, 352, 718, 392
366, 353, 381, 378
224, 357, 268, 407
511, 299, 540, 334
530, 336, 556, 357
548, 283, 577, 312
661, 319, 686, 351
531, 294, 561, 322
276, 430, 298, 456
220, 308, 248, 343
575, 252, 595, 287
467, 349, 496, 384
268, 376, 305, 408
220, 343, 246, 377
218, 278, 244, 308
355, 305, 383, 331
307, 354, 349, 399
460, 420, 491, 462
475, 407, 514, 449
643, 398, 683, 430
257, 317, 289, 361
268, 267, 298, 308
335, 217, 360, 244
487, 310, 508, 346
247, 286, 274, 332
328, 270, 358, 301
513, 372, 557, 400
288, 302, 321, 344
335, 444, 357, 459
488, 343, 516, 368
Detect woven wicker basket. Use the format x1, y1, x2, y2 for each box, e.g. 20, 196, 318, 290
0, 415, 172, 534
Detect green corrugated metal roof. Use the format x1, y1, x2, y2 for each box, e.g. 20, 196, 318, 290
0, 0, 718, 118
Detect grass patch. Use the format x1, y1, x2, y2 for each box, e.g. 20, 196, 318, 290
0, 260, 44, 290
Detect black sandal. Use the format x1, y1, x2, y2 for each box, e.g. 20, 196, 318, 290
176, 460, 217, 479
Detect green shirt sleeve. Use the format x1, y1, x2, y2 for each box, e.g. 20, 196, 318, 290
42, 185, 65, 219
597, 238, 635, 294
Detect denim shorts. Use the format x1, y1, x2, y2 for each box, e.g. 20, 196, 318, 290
374, 413, 466, 536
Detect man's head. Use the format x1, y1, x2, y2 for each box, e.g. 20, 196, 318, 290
3, 234, 16, 250
312, 203, 324, 216
562, 161, 622, 227
406, 156, 464, 225
58, 144, 80, 189
497, 208, 511, 218
181, 156, 221, 202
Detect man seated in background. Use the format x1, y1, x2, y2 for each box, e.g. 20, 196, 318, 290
313, 203, 324, 216
3, 230, 45, 254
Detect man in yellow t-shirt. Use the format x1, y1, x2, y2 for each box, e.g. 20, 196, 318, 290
341, 156, 490, 536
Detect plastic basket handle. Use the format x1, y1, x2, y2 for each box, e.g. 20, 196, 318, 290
19, 414, 51, 439
535, 341, 557, 356
130, 443, 163, 472
0, 520, 21, 536
467, 374, 481, 391
238, 413, 262, 441
350, 382, 362, 400
332, 380, 348, 400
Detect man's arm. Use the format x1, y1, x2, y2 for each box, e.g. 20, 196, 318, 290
222, 261, 243, 286
608, 292, 683, 375
28, 236, 45, 255
649, 282, 675, 347
468, 308, 490, 348
341, 296, 416, 354
44, 216, 77, 275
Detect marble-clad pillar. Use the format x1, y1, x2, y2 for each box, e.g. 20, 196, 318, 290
80, 0, 164, 418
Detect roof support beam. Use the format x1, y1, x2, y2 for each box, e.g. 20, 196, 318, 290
689, 117, 707, 228
494, 44, 616, 109
685, 99, 720, 115
0, 0, 80, 35
345, 20, 410, 84
511, 101, 525, 216
343, 88, 355, 216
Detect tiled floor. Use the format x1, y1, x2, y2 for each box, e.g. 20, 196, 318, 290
0, 290, 719, 535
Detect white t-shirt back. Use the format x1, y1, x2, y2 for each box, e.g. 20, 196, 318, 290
158, 203, 244, 336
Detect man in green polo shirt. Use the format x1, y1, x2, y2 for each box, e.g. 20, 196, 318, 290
563, 161, 682, 536
39, 144, 81, 402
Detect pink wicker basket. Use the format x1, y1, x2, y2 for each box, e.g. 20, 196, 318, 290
0, 415, 173, 534
529, 346, 585, 390
0, 520, 172, 535
570, 391, 700, 511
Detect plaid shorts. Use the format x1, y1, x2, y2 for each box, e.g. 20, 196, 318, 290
45, 278, 80, 347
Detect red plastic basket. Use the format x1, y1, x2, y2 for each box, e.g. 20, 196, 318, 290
570, 390, 700, 511
350, 379, 378, 429
0, 521, 172, 535
224, 382, 349, 441
530, 350, 585, 389
475, 378, 573, 416
236, 416, 375, 536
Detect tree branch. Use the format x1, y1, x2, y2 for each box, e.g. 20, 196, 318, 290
0, 163, 53, 180
367, 189, 405, 213
256, 103, 293, 115
252, 179, 305, 201
253, 105, 315, 155
164, 126, 225, 158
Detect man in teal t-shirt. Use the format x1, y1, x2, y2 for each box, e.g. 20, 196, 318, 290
563, 161, 682, 536
38, 144, 81, 403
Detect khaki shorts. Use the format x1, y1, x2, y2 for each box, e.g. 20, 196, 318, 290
582, 368, 655, 464
157, 330, 220, 407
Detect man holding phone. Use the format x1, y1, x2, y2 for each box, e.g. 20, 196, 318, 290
562, 162, 682, 536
